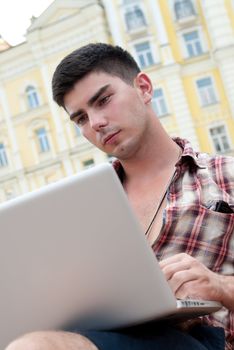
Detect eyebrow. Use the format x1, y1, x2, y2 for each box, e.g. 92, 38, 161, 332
88, 84, 110, 106
69, 84, 110, 121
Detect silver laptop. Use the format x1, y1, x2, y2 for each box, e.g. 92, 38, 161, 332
0, 163, 221, 348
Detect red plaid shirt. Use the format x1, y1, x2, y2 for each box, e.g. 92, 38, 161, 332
114, 138, 234, 350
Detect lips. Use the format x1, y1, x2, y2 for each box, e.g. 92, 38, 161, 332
103, 131, 120, 145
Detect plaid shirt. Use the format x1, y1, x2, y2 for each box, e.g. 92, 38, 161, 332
113, 138, 234, 350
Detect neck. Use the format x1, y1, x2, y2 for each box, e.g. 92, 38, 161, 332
120, 123, 182, 184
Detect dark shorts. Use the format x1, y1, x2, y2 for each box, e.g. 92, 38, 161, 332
65, 322, 225, 350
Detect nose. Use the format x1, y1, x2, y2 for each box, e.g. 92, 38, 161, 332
89, 112, 108, 131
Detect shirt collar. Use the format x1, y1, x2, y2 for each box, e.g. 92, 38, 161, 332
173, 137, 206, 169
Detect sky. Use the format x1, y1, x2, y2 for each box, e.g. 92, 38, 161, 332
0, 0, 54, 46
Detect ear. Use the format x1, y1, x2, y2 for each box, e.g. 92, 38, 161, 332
134, 72, 153, 104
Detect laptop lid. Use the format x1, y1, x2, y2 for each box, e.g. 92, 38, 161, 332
0, 163, 221, 348
0, 163, 177, 347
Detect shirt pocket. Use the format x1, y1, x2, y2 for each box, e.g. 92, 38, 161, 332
166, 203, 234, 271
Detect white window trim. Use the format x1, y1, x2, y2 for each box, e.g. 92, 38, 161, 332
208, 123, 232, 153
179, 26, 207, 59
194, 75, 219, 108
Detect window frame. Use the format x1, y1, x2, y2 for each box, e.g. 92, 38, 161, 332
121, 0, 147, 33
209, 124, 231, 153
179, 26, 206, 59
183, 30, 203, 57
134, 41, 155, 68
174, 0, 196, 21
195, 76, 219, 107
25, 85, 40, 109
124, 3, 147, 32
28, 119, 55, 163
35, 127, 51, 153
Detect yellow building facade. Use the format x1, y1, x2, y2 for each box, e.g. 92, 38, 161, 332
0, 0, 234, 202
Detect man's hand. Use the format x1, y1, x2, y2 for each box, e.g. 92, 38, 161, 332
159, 253, 225, 304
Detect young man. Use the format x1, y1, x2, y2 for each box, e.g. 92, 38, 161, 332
6, 43, 234, 350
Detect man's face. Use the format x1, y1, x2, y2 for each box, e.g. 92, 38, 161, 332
64, 71, 151, 160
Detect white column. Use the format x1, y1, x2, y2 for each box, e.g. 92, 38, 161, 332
201, 0, 234, 118
102, 0, 125, 47
165, 66, 200, 149
62, 158, 74, 176
0, 84, 23, 170
149, 0, 174, 65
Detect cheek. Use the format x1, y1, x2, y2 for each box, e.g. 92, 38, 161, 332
81, 127, 93, 141
82, 128, 102, 147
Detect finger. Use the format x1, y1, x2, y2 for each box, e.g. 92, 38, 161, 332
167, 269, 198, 295
159, 253, 192, 269
174, 280, 202, 299
161, 260, 192, 281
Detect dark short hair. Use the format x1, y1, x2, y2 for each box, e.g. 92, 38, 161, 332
52, 43, 141, 108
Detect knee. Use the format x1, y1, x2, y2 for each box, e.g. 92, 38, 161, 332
5, 331, 99, 350
5, 332, 48, 350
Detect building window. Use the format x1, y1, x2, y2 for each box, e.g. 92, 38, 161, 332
183, 30, 203, 57
210, 126, 231, 153
152, 89, 169, 117
196, 77, 218, 106
124, 5, 146, 31
26, 85, 40, 109
174, 0, 196, 20
0, 143, 8, 167
83, 159, 94, 169
135, 42, 154, 68
36, 128, 50, 153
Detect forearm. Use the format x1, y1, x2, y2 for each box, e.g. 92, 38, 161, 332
219, 275, 234, 311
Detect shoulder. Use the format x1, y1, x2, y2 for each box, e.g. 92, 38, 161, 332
198, 152, 234, 176
196, 152, 234, 195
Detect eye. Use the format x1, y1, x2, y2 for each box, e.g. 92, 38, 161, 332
75, 114, 88, 127
98, 95, 111, 106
